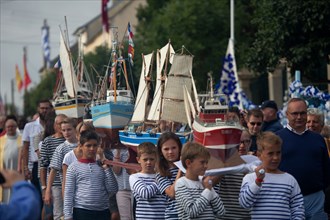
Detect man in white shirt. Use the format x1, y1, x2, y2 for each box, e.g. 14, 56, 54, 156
22, 99, 52, 219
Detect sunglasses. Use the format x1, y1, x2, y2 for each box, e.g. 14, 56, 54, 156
240, 139, 251, 145
249, 122, 262, 126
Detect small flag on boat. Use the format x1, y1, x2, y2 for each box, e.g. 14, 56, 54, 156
102, 0, 109, 33
15, 64, 23, 92
127, 22, 134, 65
23, 47, 32, 89
41, 19, 51, 68
217, 39, 242, 109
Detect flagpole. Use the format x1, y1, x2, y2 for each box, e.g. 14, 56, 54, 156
11, 79, 14, 114
230, 0, 243, 109
230, 0, 234, 42
23, 47, 27, 114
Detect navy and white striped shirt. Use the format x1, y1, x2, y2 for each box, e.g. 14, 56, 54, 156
156, 167, 180, 220
49, 140, 77, 181
130, 173, 166, 220
63, 161, 118, 220
239, 172, 305, 219
175, 176, 225, 219
216, 173, 251, 219
40, 136, 65, 186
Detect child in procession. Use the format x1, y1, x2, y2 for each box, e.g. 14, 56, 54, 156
129, 142, 166, 220
175, 142, 225, 219
156, 132, 183, 219
239, 132, 305, 219
63, 130, 118, 220
61, 121, 96, 197
44, 117, 78, 214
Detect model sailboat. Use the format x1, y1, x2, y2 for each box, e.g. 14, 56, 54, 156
119, 43, 198, 150
90, 29, 134, 146
53, 18, 93, 118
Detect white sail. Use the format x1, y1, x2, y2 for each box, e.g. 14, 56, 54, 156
184, 85, 196, 120
147, 43, 174, 121
59, 31, 80, 97
183, 86, 192, 128
190, 71, 200, 114
162, 54, 194, 124
130, 52, 154, 123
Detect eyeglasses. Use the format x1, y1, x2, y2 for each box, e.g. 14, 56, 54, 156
249, 122, 262, 126
288, 111, 307, 117
240, 139, 251, 145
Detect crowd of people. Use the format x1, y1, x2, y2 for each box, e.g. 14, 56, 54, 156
0, 97, 329, 220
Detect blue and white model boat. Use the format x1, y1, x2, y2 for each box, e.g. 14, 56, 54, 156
91, 29, 134, 145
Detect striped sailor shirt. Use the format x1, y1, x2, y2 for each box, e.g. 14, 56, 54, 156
40, 136, 65, 186
239, 172, 305, 219
130, 172, 166, 220
156, 167, 180, 220
175, 176, 225, 219
49, 140, 77, 181
63, 161, 118, 220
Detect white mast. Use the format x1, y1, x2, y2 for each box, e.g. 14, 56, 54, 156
230, 0, 234, 42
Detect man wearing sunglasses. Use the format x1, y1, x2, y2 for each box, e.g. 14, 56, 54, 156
277, 97, 329, 220
246, 109, 263, 155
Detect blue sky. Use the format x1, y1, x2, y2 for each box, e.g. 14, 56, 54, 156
0, 0, 101, 114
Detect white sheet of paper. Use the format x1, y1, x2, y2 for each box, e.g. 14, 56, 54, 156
174, 156, 261, 176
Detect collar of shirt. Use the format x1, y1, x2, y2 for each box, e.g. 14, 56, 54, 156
79, 158, 96, 163
286, 124, 308, 135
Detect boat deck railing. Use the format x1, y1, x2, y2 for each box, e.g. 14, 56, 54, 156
195, 117, 240, 128
92, 98, 134, 106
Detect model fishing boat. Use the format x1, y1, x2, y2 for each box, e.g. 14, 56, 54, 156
191, 73, 243, 169
90, 29, 134, 146
53, 17, 93, 118
119, 43, 198, 151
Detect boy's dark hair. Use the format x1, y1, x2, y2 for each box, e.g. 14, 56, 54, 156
157, 132, 182, 177
79, 130, 100, 145
181, 142, 210, 169
137, 142, 157, 157
257, 131, 282, 152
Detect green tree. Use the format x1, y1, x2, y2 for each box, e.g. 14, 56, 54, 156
247, 0, 330, 85
23, 71, 56, 117
135, 0, 255, 91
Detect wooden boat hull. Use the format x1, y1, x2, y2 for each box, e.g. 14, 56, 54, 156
53, 98, 90, 118
91, 101, 134, 129
193, 118, 242, 167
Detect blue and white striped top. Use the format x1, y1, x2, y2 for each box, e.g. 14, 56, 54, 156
156, 167, 179, 220
129, 172, 166, 220
175, 176, 225, 219
63, 161, 118, 220
216, 173, 251, 219
50, 141, 77, 181
40, 136, 65, 186
239, 172, 305, 219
